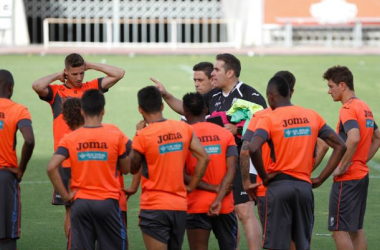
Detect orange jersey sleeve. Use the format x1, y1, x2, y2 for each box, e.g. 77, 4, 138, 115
186, 122, 237, 214
57, 126, 126, 201
39, 79, 102, 150
132, 120, 193, 211
255, 106, 328, 183
243, 108, 273, 196
0, 99, 32, 169
335, 98, 375, 181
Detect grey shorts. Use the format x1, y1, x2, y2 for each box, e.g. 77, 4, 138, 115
52, 165, 70, 206
328, 174, 369, 232
263, 175, 314, 250
233, 173, 256, 205
0, 170, 21, 240
257, 196, 266, 229
186, 212, 237, 250
68, 198, 127, 250
139, 209, 186, 250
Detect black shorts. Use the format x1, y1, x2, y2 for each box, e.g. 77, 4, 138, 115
233, 173, 256, 205
139, 209, 186, 250
257, 196, 266, 229
52, 165, 70, 206
328, 174, 369, 232
0, 170, 21, 240
69, 198, 127, 250
186, 212, 238, 250
263, 177, 314, 250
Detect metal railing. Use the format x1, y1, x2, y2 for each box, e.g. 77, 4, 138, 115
42, 18, 242, 49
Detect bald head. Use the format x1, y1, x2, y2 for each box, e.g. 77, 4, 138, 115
0, 70, 14, 98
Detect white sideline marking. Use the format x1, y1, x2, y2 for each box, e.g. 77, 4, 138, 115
315, 233, 331, 237
20, 180, 50, 185
368, 160, 380, 172
178, 65, 193, 75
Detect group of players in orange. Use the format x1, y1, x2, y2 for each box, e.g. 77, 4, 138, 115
0, 52, 379, 250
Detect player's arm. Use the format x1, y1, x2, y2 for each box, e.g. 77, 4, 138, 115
150, 77, 184, 115
311, 131, 346, 188
85, 61, 125, 90
32, 71, 65, 97
240, 140, 252, 189
124, 168, 141, 198
47, 154, 74, 202
118, 155, 130, 174
248, 135, 269, 184
208, 155, 237, 216
184, 168, 218, 193
17, 125, 35, 182
312, 138, 329, 172
367, 128, 380, 162
186, 133, 210, 192
129, 149, 144, 174
333, 128, 359, 176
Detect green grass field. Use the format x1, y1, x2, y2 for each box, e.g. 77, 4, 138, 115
3, 54, 380, 249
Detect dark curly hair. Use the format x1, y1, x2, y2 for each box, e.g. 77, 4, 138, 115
62, 97, 84, 130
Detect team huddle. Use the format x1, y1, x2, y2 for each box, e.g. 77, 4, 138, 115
0, 52, 379, 250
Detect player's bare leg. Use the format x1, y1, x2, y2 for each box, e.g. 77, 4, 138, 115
64, 205, 71, 237
235, 201, 261, 250
142, 233, 167, 250
333, 231, 354, 250
187, 229, 210, 250
349, 229, 367, 250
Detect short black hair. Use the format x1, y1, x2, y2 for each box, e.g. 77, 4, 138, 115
267, 75, 290, 97
62, 98, 84, 130
323, 66, 354, 91
81, 89, 105, 116
65, 53, 85, 69
0, 69, 14, 90
216, 53, 241, 77
274, 71, 296, 91
182, 92, 205, 117
193, 62, 214, 79
137, 86, 163, 113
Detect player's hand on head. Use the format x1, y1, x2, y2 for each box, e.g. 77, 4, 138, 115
83, 61, 90, 71
58, 70, 66, 83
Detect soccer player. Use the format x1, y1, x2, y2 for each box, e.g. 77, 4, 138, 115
47, 89, 129, 250
128, 86, 209, 250
323, 66, 380, 250
0, 70, 35, 250
248, 75, 346, 250
241, 71, 329, 235
153, 54, 267, 249
183, 92, 255, 250
32, 53, 125, 236
241, 71, 296, 229
61, 97, 141, 242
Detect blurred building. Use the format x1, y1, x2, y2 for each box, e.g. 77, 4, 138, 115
1, 0, 380, 48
